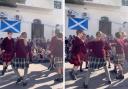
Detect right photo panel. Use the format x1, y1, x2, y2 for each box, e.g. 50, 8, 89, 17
65, 0, 128, 89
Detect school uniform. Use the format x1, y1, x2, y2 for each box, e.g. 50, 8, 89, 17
113, 39, 125, 65
12, 39, 29, 69
1, 37, 15, 63
69, 36, 85, 66
84, 40, 111, 87
53, 39, 63, 68
87, 40, 110, 69
124, 39, 128, 61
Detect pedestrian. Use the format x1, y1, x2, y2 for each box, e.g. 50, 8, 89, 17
54, 33, 63, 82
79, 33, 88, 72
1, 32, 15, 76
84, 31, 111, 89
11, 32, 29, 86
49, 28, 60, 70
69, 30, 85, 80
113, 32, 125, 79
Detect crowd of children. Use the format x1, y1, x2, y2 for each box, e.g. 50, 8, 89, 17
65, 30, 128, 89
0, 29, 63, 86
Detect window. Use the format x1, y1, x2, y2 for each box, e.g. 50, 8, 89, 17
122, 0, 128, 6
54, 1, 62, 9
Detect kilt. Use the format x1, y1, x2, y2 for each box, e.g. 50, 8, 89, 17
54, 57, 63, 68
69, 55, 81, 66
11, 58, 29, 69
114, 54, 125, 65
88, 57, 107, 69
2, 53, 13, 63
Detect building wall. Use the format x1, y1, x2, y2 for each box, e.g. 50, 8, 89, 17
0, 1, 63, 40
25, 0, 54, 9
65, 4, 128, 37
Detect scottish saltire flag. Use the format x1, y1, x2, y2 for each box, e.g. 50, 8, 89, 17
0, 19, 21, 33
68, 17, 88, 30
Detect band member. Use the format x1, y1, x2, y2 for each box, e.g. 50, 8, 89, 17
11, 32, 29, 86
54, 33, 63, 82
84, 31, 111, 89
49, 28, 60, 70
113, 32, 125, 79
1, 32, 15, 75
69, 30, 85, 80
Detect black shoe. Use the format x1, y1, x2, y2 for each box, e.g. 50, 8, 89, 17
16, 77, 23, 84
50, 67, 55, 71
110, 69, 117, 74
59, 78, 63, 82
70, 71, 77, 80
80, 69, 84, 72
1, 67, 7, 76
83, 84, 88, 89
107, 81, 111, 84
22, 82, 27, 87
54, 78, 63, 82
1, 70, 5, 76
48, 65, 52, 69
116, 75, 124, 80
48, 66, 53, 70
54, 78, 59, 81
85, 67, 88, 69
72, 73, 77, 80
108, 65, 111, 68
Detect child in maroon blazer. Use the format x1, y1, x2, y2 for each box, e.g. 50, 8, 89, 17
1, 32, 15, 76
48, 29, 60, 70
84, 31, 111, 89
12, 32, 29, 86
113, 32, 125, 79
121, 32, 128, 61
79, 33, 88, 72
69, 30, 86, 80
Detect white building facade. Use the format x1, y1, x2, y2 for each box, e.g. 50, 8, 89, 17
66, 0, 128, 37
0, 0, 63, 40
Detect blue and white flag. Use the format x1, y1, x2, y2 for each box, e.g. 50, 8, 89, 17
0, 19, 21, 33
68, 17, 88, 30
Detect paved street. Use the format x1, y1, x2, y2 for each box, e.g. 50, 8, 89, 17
65, 61, 128, 89
0, 63, 63, 89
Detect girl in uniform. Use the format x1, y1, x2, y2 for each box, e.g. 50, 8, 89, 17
69, 30, 86, 80
84, 31, 111, 89
1, 32, 15, 75
12, 32, 29, 86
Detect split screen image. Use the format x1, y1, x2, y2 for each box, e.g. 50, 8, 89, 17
0, 0, 128, 89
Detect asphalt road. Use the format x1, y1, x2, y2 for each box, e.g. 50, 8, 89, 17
0, 63, 63, 89
65, 61, 128, 89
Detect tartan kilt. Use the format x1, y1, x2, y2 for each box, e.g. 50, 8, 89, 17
114, 54, 125, 65
54, 57, 63, 68
2, 53, 13, 63
11, 58, 29, 69
88, 57, 107, 69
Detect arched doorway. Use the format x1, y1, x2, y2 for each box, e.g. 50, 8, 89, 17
31, 19, 44, 40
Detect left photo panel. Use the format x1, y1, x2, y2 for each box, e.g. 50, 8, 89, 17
0, 0, 63, 89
